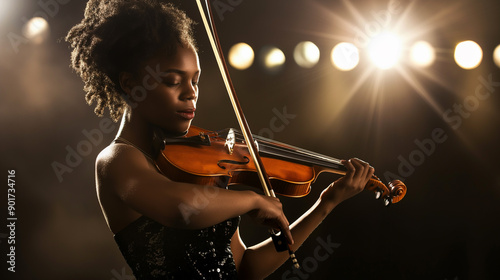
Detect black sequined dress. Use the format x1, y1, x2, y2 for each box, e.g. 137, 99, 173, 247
114, 215, 240, 279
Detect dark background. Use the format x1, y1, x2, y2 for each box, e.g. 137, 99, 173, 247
1, 0, 499, 279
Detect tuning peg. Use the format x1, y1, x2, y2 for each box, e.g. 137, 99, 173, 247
375, 190, 383, 200
383, 196, 392, 207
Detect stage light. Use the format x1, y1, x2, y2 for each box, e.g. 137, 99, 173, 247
410, 41, 435, 68
22, 17, 50, 44
228, 43, 254, 70
454, 40, 482, 70
367, 32, 402, 70
293, 41, 320, 68
493, 45, 500, 68
262, 46, 286, 71
331, 42, 359, 71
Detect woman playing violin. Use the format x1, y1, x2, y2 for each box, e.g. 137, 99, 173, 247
66, 1, 374, 279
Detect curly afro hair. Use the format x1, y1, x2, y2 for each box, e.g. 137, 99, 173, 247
66, 0, 197, 122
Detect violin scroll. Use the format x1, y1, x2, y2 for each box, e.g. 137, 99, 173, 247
365, 177, 407, 206
387, 180, 407, 205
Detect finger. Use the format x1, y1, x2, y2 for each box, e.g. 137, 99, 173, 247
351, 158, 369, 170
356, 159, 373, 180
350, 158, 367, 181
341, 159, 355, 180
365, 166, 375, 180
359, 165, 375, 187
355, 157, 374, 179
273, 210, 293, 244
281, 221, 294, 245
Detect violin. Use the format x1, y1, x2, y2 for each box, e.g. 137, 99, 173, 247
156, 126, 407, 206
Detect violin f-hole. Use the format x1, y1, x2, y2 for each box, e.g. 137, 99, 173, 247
217, 156, 250, 169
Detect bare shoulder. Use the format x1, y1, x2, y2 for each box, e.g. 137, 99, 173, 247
95, 141, 164, 200
95, 142, 157, 233
96, 143, 152, 186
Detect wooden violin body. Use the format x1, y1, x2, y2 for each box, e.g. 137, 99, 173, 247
156, 126, 407, 206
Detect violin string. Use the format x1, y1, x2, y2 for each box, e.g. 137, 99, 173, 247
232, 134, 338, 166
230, 131, 339, 162
229, 131, 344, 169
259, 145, 343, 170
251, 134, 342, 164
260, 143, 344, 170
259, 139, 342, 165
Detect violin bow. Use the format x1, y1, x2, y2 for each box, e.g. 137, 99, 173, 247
195, 0, 300, 269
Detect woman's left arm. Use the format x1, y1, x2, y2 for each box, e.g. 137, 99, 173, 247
231, 158, 374, 280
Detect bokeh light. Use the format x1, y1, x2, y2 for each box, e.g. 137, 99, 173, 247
293, 41, 320, 68
228, 42, 254, 70
493, 44, 500, 68
262, 46, 286, 71
331, 42, 359, 71
454, 40, 482, 70
367, 32, 402, 70
22, 17, 50, 44
410, 41, 436, 67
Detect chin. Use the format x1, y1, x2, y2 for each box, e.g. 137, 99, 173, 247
160, 122, 191, 137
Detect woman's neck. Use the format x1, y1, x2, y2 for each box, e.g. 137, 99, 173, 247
115, 108, 158, 157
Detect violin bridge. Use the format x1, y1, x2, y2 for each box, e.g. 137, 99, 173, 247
225, 128, 235, 155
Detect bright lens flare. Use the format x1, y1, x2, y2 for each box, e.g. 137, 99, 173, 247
454, 40, 482, 70
294, 41, 320, 68
228, 43, 254, 70
410, 41, 435, 67
367, 32, 402, 70
331, 42, 359, 71
22, 17, 50, 44
263, 47, 286, 70
493, 45, 500, 68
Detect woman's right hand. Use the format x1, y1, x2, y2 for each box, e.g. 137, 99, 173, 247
247, 193, 294, 245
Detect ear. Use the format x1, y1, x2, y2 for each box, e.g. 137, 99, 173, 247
118, 71, 135, 96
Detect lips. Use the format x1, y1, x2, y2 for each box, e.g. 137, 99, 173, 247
177, 108, 196, 120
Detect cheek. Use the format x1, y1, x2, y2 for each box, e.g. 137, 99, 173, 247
155, 91, 179, 113
133, 86, 174, 108
134, 88, 178, 119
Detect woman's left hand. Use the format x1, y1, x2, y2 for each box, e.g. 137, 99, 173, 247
319, 158, 375, 207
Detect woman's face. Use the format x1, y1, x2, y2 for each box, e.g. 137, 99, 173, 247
127, 45, 201, 134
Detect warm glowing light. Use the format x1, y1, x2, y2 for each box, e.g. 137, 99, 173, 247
294, 41, 320, 68
454, 40, 482, 70
331, 42, 359, 71
493, 45, 500, 68
367, 32, 402, 70
263, 47, 286, 70
22, 17, 50, 44
410, 41, 435, 67
228, 43, 254, 70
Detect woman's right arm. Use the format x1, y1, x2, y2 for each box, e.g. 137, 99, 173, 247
96, 144, 292, 238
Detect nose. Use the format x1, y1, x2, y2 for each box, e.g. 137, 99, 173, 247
180, 82, 198, 102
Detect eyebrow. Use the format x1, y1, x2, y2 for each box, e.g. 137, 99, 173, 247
162, 69, 200, 76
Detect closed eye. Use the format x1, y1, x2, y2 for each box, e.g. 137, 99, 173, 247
164, 81, 181, 87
